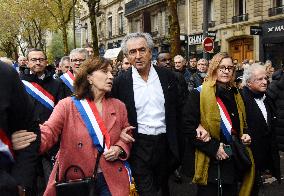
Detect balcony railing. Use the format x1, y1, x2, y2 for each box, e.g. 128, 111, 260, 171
232, 13, 249, 23
268, 5, 284, 17
125, 0, 164, 16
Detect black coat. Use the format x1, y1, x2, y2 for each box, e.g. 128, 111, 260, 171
58, 78, 73, 98
242, 87, 281, 180
0, 63, 40, 191
188, 72, 205, 91
182, 85, 242, 184
267, 70, 284, 151
111, 66, 180, 167
20, 71, 64, 123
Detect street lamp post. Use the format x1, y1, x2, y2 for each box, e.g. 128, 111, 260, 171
203, 0, 209, 59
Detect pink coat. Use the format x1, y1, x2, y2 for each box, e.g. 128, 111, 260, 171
40, 97, 132, 196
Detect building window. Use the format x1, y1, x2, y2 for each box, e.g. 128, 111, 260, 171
235, 0, 246, 16
275, 0, 284, 7
232, 0, 248, 23
118, 12, 124, 34
208, 0, 215, 27
108, 16, 112, 38
269, 0, 284, 16
151, 14, 158, 34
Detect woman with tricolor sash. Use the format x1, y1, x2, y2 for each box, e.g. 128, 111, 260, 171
183, 52, 255, 196
11, 57, 134, 196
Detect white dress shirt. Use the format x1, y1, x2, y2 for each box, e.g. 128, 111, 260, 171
254, 95, 268, 124
132, 65, 166, 135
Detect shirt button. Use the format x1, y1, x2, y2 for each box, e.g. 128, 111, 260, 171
118, 167, 123, 172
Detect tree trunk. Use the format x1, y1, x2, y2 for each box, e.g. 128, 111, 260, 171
87, 1, 100, 56
62, 24, 69, 55
167, 0, 181, 57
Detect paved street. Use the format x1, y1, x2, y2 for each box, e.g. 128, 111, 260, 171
169, 152, 284, 196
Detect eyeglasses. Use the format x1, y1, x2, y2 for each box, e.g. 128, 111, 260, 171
29, 58, 46, 63
71, 58, 85, 63
128, 47, 147, 57
218, 66, 235, 72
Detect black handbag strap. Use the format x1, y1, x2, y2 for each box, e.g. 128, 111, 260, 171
56, 137, 106, 183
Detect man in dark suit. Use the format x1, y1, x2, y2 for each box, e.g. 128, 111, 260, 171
112, 32, 180, 196
242, 63, 280, 195
0, 62, 39, 196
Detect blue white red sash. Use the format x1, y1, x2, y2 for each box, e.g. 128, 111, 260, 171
22, 80, 55, 110
195, 85, 233, 142
71, 97, 111, 152
71, 97, 132, 184
0, 129, 15, 162
60, 71, 75, 92
216, 97, 233, 142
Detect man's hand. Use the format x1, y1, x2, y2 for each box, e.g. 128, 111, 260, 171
196, 124, 211, 142
241, 134, 251, 145
12, 130, 36, 150
120, 126, 135, 143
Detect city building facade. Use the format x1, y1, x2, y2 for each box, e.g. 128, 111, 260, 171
79, 0, 284, 66
187, 0, 284, 66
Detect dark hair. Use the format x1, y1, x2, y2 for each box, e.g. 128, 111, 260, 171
74, 57, 111, 100
26, 48, 46, 60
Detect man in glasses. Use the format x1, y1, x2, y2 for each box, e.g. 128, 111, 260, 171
59, 48, 89, 97
20, 48, 63, 194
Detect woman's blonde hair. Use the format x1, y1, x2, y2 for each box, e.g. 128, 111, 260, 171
205, 52, 236, 86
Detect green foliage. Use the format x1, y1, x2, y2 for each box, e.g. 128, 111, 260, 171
47, 31, 74, 62
0, 0, 78, 57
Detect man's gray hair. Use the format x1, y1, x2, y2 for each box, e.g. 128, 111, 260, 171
242, 63, 266, 86
69, 48, 89, 59
60, 56, 70, 66
174, 55, 185, 62
198, 58, 209, 65
121, 32, 154, 55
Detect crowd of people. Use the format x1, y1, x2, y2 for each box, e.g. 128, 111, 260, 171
0, 32, 283, 196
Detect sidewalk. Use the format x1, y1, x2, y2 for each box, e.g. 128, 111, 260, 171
169, 152, 284, 196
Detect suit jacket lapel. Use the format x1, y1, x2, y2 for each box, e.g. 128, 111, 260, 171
154, 66, 168, 102
123, 68, 137, 128
264, 97, 272, 129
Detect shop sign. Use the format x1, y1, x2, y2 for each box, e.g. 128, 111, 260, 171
262, 20, 284, 37
250, 26, 262, 35
188, 31, 216, 45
